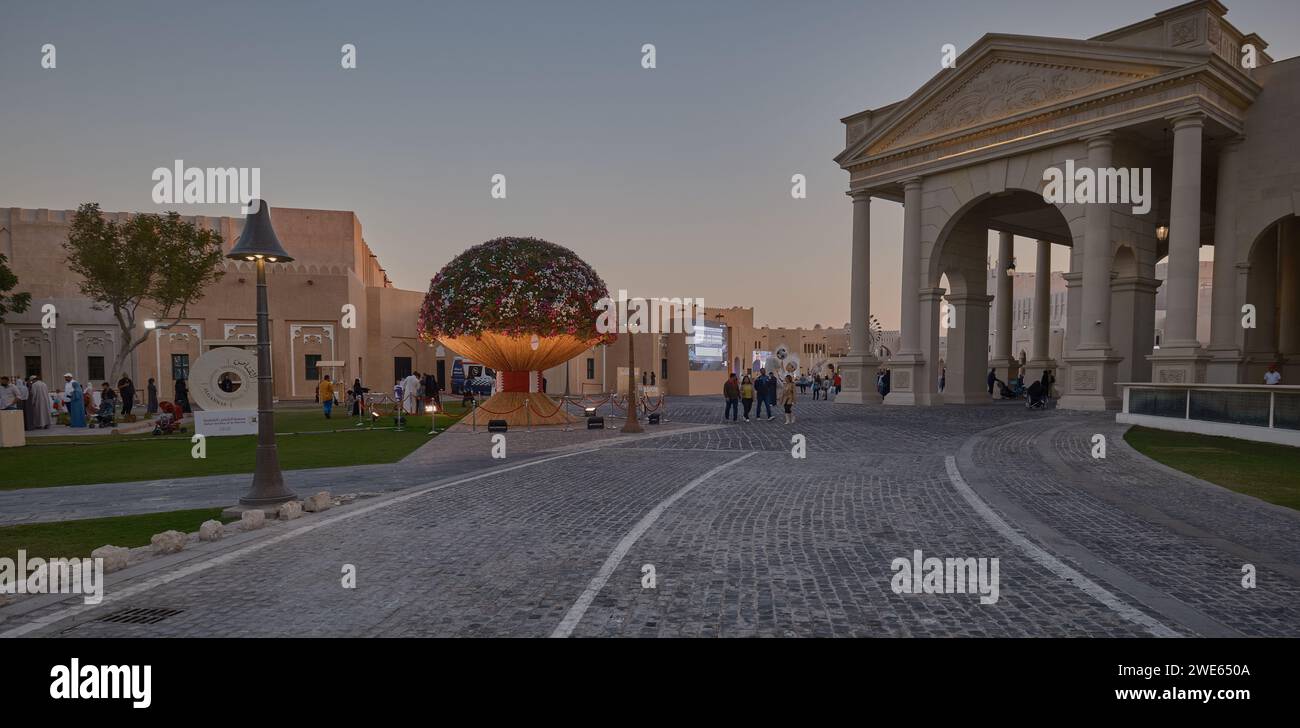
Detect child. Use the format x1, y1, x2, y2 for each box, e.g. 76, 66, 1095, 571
781, 374, 797, 425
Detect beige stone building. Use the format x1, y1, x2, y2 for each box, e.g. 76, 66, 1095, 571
0, 206, 437, 403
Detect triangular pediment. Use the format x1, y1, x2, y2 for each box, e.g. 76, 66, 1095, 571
838, 36, 1201, 165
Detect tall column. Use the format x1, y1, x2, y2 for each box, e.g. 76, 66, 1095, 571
1027, 239, 1055, 371
834, 190, 880, 405
1150, 112, 1210, 384
848, 192, 872, 356
1207, 137, 1245, 383
884, 177, 928, 406
990, 231, 1017, 381
1060, 133, 1123, 410
899, 178, 923, 355
1079, 133, 1115, 351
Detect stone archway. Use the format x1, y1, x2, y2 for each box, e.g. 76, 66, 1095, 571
921, 188, 1077, 404
1241, 214, 1299, 382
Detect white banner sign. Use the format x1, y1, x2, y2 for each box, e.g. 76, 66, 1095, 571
195, 410, 258, 437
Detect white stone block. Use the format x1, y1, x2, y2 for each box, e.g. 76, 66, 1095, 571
241, 509, 266, 530
150, 530, 187, 555
91, 545, 132, 573
198, 520, 225, 542
278, 500, 303, 521
302, 492, 332, 513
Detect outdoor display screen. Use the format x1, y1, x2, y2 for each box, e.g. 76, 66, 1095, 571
688, 322, 728, 371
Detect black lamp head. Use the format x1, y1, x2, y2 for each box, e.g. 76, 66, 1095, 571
227, 200, 293, 262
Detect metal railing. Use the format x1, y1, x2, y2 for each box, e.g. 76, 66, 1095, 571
1117, 382, 1300, 445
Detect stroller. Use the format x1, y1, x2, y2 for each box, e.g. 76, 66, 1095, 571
152, 402, 187, 436
91, 398, 116, 428
1025, 380, 1047, 409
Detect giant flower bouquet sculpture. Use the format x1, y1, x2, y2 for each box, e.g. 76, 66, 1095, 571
418, 236, 615, 426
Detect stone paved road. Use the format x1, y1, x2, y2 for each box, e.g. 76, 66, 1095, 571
3, 396, 1297, 637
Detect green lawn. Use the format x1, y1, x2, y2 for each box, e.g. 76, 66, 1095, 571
0, 508, 236, 560
1, 406, 464, 490
1124, 426, 1300, 511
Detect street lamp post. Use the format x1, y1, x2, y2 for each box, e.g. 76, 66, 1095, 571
226, 200, 297, 509
622, 299, 642, 434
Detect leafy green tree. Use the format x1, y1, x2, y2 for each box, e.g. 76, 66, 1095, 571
0, 254, 32, 323
64, 203, 226, 380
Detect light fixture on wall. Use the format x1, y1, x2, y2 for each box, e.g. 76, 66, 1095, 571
1156, 225, 1169, 243
143, 320, 157, 330
1005, 256, 1017, 276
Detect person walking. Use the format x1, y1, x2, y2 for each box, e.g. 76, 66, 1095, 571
27, 375, 52, 429
740, 373, 755, 421
318, 374, 335, 418
723, 373, 740, 422
401, 370, 422, 415
780, 374, 797, 424
175, 377, 191, 413
146, 378, 158, 414
754, 369, 773, 420
832, 371, 842, 399
938, 367, 946, 393
350, 378, 365, 416
117, 375, 136, 418
12, 377, 29, 424
63, 373, 86, 428
987, 368, 997, 396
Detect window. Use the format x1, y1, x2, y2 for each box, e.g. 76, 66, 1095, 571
305, 354, 322, 381
24, 356, 41, 379
661, 358, 669, 381
87, 356, 105, 382
171, 354, 190, 381
394, 357, 412, 381
585, 358, 595, 380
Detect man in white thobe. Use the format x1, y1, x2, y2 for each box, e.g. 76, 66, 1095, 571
28, 376, 53, 429
401, 371, 422, 415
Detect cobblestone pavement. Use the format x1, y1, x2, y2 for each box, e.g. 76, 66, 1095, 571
3, 396, 1296, 637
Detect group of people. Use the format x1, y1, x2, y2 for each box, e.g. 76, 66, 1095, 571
0, 373, 162, 429
723, 368, 799, 424
319, 371, 443, 419
987, 368, 1055, 404
808, 371, 840, 400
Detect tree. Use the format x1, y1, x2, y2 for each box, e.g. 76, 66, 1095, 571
0, 254, 32, 323
64, 203, 225, 381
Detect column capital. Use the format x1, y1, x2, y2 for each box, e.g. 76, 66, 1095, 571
945, 293, 994, 306
901, 176, 923, 192
847, 189, 872, 202
1080, 130, 1116, 148
1168, 111, 1205, 130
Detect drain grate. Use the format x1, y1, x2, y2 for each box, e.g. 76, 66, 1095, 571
96, 607, 184, 625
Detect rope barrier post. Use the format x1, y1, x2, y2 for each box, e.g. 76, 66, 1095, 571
471, 397, 477, 434
526, 396, 533, 432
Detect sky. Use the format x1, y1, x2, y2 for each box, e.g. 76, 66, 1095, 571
2, 0, 1298, 330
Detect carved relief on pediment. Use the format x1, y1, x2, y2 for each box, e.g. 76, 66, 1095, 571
864, 59, 1150, 157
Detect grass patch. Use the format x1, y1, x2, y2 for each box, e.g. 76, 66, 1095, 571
1124, 426, 1300, 511
1, 406, 464, 490
0, 508, 236, 560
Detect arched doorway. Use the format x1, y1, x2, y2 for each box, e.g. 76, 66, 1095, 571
925, 190, 1075, 404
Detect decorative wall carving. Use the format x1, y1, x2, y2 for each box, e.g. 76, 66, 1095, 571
1157, 368, 1187, 384
1073, 368, 1098, 392
1169, 18, 1199, 46
867, 59, 1149, 155
894, 370, 912, 390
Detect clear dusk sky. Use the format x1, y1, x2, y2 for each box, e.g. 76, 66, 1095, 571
2, 0, 1297, 329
